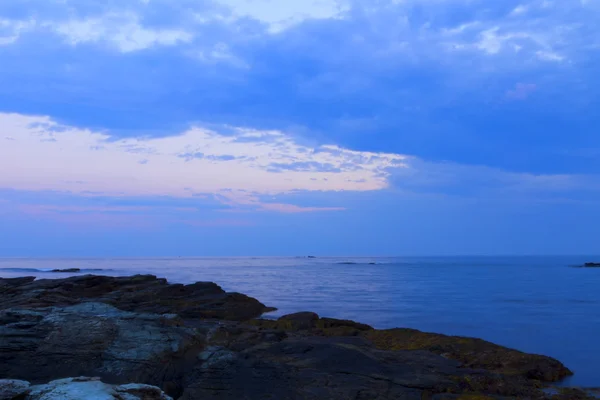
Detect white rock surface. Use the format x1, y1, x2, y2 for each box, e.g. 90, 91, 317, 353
1, 377, 172, 400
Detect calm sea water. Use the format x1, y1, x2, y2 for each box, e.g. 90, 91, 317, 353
1, 256, 599, 387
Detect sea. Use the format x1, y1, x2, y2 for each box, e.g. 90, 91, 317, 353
1, 256, 599, 387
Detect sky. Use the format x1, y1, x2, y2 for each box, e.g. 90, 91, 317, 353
0, 0, 599, 256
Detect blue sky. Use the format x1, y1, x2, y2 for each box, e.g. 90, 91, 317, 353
0, 0, 599, 256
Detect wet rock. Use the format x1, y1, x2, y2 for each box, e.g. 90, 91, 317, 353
0, 379, 30, 400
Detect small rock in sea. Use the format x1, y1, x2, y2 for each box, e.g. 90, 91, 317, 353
584, 262, 600, 267
50, 268, 81, 273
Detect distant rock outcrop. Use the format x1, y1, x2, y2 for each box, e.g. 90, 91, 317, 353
50, 268, 81, 273
584, 262, 600, 267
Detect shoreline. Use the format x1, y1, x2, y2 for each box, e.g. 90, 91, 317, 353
1, 274, 598, 400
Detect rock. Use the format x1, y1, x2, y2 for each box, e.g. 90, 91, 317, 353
250, 312, 372, 336
362, 328, 572, 382
50, 268, 81, 273
180, 335, 551, 400
583, 262, 600, 267
0, 274, 583, 400
0, 274, 272, 321
25, 377, 172, 400
0, 277, 36, 288
278, 312, 320, 329
0, 379, 30, 400
0, 302, 204, 397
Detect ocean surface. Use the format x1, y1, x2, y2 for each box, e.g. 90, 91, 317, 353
1, 256, 599, 387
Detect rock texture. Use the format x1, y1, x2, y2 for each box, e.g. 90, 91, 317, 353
0, 274, 273, 320
0, 379, 30, 400
0, 377, 172, 400
0, 275, 595, 400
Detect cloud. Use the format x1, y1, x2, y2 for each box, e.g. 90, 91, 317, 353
0, 113, 408, 208
506, 83, 537, 99
213, 0, 349, 32
17, 204, 198, 215
0, 0, 599, 179
49, 13, 193, 52
536, 50, 565, 62
0, 18, 35, 45
390, 158, 600, 199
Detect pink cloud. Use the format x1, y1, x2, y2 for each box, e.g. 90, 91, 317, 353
506, 83, 537, 100
22, 211, 156, 229
215, 192, 345, 213
258, 203, 346, 213
181, 219, 254, 227
17, 204, 197, 215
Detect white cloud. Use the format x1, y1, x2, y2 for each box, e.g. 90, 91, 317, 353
48, 13, 193, 52
0, 18, 35, 46
213, 0, 349, 32
0, 113, 408, 202
510, 5, 529, 16
536, 50, 565, 62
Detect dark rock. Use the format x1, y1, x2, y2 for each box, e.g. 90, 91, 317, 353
583, 262, 600, 267
250, 313, 372, 336
0, 274, 272, 321
362, 328, 572, 382
0, 274, 582, 400
278, 312, 320, 329
0, 302, 204, 396
0, 276, 36, 288
50, 268, 81, 273
318, 317, 373, 332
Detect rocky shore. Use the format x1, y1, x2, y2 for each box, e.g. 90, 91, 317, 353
0, 274, 597, 399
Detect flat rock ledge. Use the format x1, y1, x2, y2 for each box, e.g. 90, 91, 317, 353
0, 275, 596, 400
